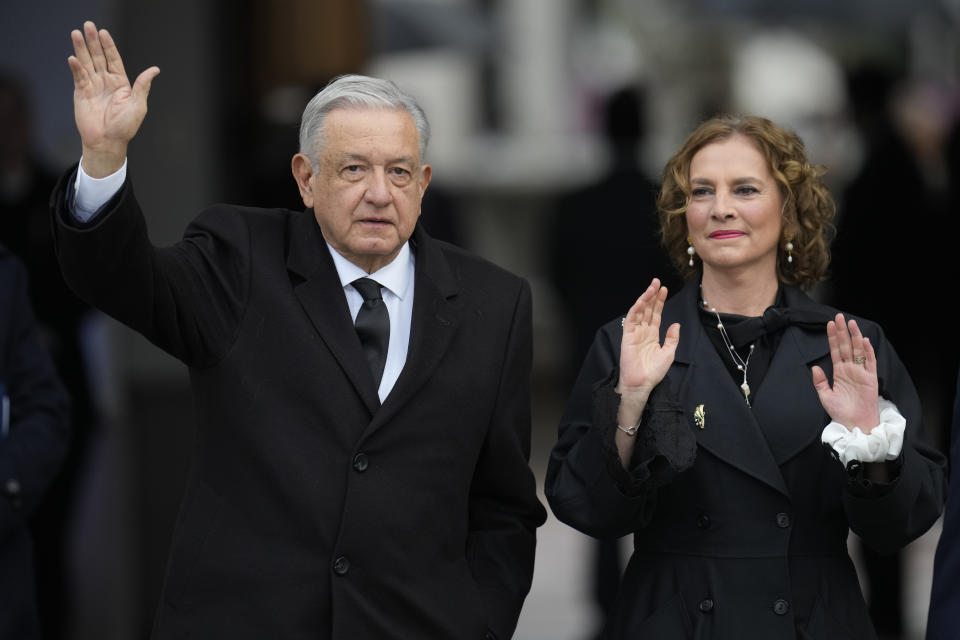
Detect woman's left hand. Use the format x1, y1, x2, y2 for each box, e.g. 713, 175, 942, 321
811, 313, 881, 433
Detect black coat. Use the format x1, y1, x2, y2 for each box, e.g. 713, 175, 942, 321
0, 246, 71, 638
546, 278, 945, 639
51, 171, 546, 640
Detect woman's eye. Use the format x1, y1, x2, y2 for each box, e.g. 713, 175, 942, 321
735, 185, 759, 195
691, 187, 712, 197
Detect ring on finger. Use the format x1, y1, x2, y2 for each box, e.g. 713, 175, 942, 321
853, 355, 866, 365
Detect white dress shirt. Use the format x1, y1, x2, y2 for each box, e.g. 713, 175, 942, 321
326, 243, 415, 402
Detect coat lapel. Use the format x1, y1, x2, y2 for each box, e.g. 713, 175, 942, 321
751, 288, 833, 464
663, 280, 790, 497
368, 225, 461, 432
285, 209, 381, 414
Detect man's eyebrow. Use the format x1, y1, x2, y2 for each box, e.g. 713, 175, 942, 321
339, 153, 417, 166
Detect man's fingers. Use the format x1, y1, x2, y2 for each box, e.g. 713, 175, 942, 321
67, 56, 89, 89
131, 67, 160, 102
99, 28, 126, 77
83, 21, 107, 73
71, 29, 94, 73
83, 22, 106, 72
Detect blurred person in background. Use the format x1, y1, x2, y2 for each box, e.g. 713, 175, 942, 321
0, 245, 71, 638
0, 70, 99, 640
925, 116, 960, 640
546, 114, 945, 638
548, 83, 675, 640
830, 63, 925, 640
832, 66, 958, 637
928, 370, 960, 640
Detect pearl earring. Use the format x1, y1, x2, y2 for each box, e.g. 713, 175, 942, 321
784, 234, 794, 263
687, 237, 695, 267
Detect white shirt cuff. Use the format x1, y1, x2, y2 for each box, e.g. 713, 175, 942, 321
73, 158, 127, 223
821, 397, 905, 466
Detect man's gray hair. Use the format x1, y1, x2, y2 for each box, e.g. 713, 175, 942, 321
298, 74, 430, 167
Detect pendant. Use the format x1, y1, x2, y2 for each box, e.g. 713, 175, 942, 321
740, 380, 751, 407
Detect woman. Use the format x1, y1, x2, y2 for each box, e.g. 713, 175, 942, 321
545, 115, 946, 639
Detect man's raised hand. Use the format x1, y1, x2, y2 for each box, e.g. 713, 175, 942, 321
68, 21, 159, 177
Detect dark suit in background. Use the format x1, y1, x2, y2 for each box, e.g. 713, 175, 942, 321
0, 246, 71, 639
928, 120, 960, 640
928, 373, 960, 640
1, 72, 98, 639
831, 67, 952, 636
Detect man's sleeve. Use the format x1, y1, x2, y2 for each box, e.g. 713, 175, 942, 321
50, 167, 249, 368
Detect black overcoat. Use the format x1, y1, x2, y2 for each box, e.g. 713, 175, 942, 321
546, 278, 945, 639
51, 171, 546, 640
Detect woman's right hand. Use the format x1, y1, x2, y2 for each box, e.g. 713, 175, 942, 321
616, 278, 680, 415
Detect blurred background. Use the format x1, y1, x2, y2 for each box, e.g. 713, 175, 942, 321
2, 0, 959, 638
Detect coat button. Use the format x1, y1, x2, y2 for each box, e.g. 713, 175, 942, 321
696, 514, 710, 529
353, 453, 369, 472
698, 599, 714, 613
333, 555, 351, 576
776, 513, 791, 528
773, 599, 790, 615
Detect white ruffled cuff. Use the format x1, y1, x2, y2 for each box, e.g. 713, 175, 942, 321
820, 397, 904, 466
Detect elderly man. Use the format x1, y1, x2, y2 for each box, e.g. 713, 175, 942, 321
52, 21, 545, 639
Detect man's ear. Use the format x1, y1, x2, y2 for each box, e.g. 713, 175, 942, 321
418, 163, 432, 200
291, 153, 316, 208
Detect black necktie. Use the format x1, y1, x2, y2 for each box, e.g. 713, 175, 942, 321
352, 278, 390, 386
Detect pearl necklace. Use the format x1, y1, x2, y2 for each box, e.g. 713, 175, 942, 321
701, 293, 754, 407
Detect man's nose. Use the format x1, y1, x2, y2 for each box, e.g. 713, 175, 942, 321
365, 168, 392, 206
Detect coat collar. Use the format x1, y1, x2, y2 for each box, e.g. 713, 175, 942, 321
285, 211, 461, 423
370, 224, 461, 432
286, 209, 382, 413
661, 278, 835, 497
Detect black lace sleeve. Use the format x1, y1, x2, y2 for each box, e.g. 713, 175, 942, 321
594, 368, 696, 497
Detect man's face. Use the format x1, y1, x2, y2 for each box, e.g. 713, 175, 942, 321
292, 107, 431, 273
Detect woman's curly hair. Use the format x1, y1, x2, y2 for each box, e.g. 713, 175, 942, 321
657, 114, 836, 289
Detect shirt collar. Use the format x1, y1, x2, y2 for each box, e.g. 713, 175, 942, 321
326, 242, 414, 301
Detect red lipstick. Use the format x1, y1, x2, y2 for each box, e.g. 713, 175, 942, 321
709, 230, 744, 239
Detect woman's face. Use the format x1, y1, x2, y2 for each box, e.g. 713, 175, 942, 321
685, 135, 783, 281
